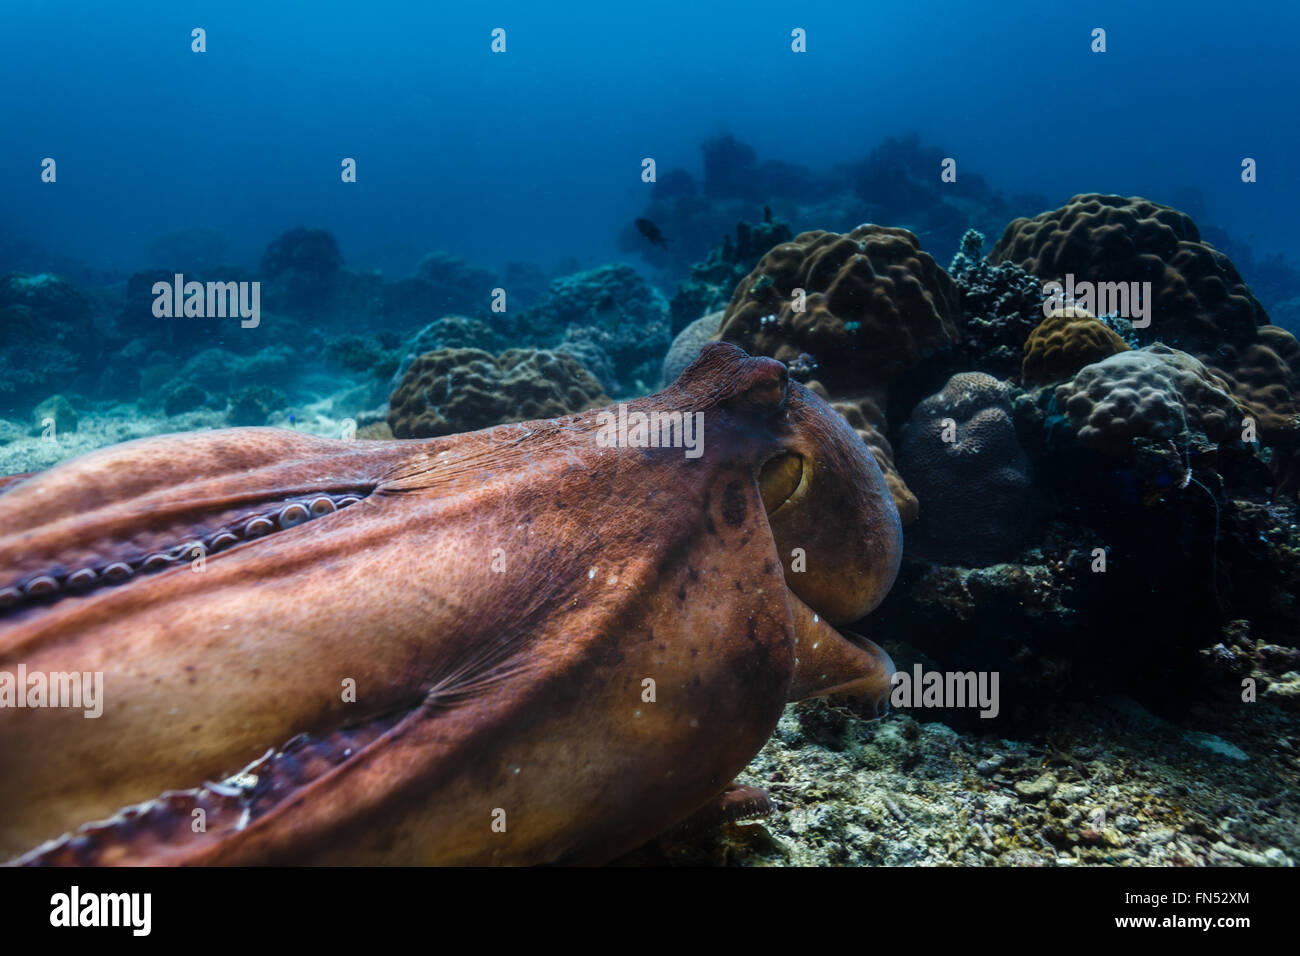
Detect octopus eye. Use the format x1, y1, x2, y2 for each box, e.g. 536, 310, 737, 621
758, 452, 803, 515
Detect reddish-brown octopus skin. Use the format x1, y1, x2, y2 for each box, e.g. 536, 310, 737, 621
0, 343, 901, 865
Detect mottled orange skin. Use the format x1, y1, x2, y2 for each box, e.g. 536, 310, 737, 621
0, 344, 900, 865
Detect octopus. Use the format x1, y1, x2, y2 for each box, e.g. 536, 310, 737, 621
0, 343, 901, 865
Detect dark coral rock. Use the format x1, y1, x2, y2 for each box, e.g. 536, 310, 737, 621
651, 167, 698, 201
898, 373, 1032, 566
0, 305, 81, 414
113, 266, 261, 354
162, 382, 208, 416
228, 385, 286, 426
261, 228, 343, 281
850, 135, 1023, 260
387, 347, 608, 439
260, 227, 343, 312
325, 333, 402, 379
702, 133, 760, 200
146, 227, 230, 273
0, 274, 98, 413
0, 273, 96, 357
501, 261, 550, 312
414, 251, 500, 318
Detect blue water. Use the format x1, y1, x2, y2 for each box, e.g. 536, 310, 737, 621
2, 0, 1297, 276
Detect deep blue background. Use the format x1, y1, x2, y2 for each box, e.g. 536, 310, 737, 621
2, 0, 1296, 275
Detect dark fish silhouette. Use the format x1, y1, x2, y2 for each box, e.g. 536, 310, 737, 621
635, 218, 669, 248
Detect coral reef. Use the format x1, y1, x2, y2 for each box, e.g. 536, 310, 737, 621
0, 305, 81, 414
413, 251, 501, 318
111, 265, 262, 355
992, 194, 1300, 490
390, 316, 498, 391
0, 274, 98, 414
1022, 307, 1130, 387
161, 382, 208, 416
668, 216, 794, 335
897, 373, 1032, 566
260, 227, 343, 310
990, 194, 1266, 353
261, 227, 343, 281
948, 229, 1050, 379
386, 347, 609, 438
522, 263, 669, 342
0, 273, 96, 348
228, 385, 286, 426
501, 261, 550, 311
325, 332, 403, 380
145, 227, 230, 273
518, 264, 671, 395
850, 135, 1028, 261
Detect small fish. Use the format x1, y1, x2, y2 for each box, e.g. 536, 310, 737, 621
635, 218, 669, 248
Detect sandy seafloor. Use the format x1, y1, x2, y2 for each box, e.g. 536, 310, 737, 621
0, 404, 350, 476
619, 695, 1299, 866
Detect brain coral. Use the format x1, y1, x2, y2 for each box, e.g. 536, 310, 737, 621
897, 373, 1032, 566
1022, 307, 1130, 386
1054, 344, 1243, 455
387, 348, 609, 439
716, 224, 961, 394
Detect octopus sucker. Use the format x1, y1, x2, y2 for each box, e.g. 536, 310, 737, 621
0, 489, 372, 618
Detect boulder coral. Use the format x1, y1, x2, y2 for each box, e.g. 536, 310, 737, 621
990, 194, 1265, 353
897, 372, 1032, 566
1053, 345, 1244, 456
387, 348, 609, 439
717, 224, 961, 392
993, 194, 1300, 490
1022, 307, 1130, 386
661, 311, 723, 387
